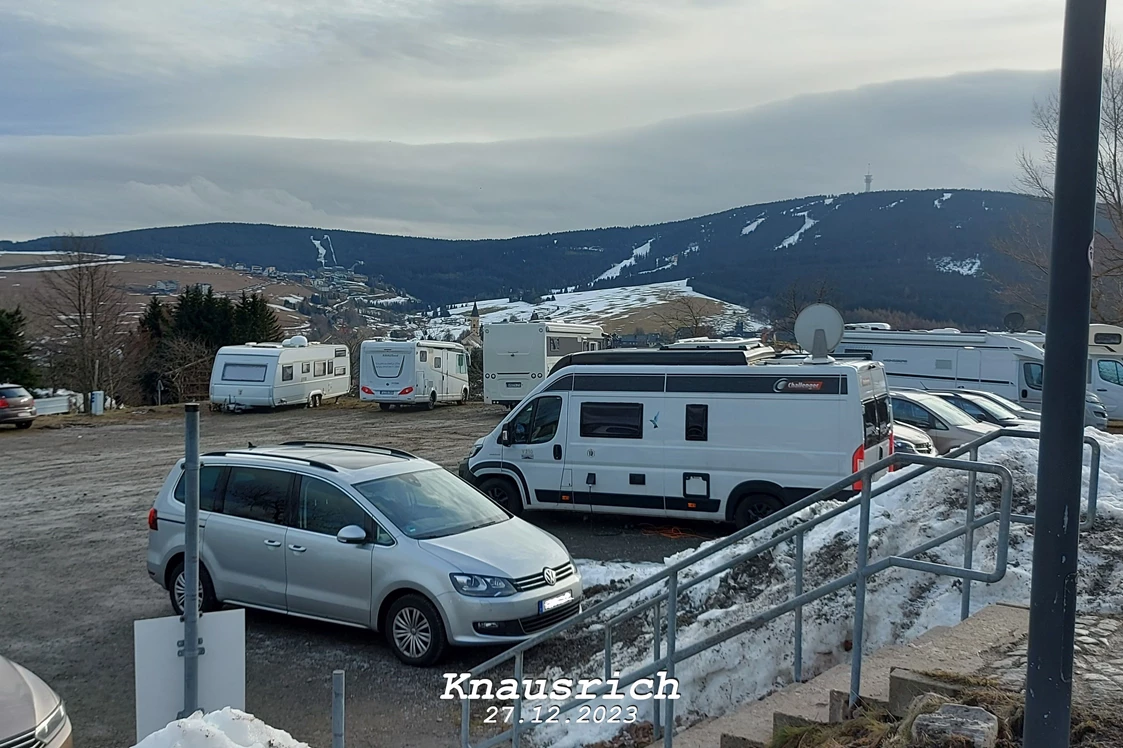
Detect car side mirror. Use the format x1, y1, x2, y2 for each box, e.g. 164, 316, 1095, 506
336, 525, 367, 544
500, 428, 510, 446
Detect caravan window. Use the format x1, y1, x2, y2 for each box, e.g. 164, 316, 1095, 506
335, 365, 346, 376
314, 361, 327, 377
1098, 359, 1123, 386
1094, 332, 1123, 345
222, 363, 268, 382
335, 348, 347, 358
580, 402, 643, 439
685, 404, 708, 441
281, 365, 293, 382
434, 356, 442, 369
419, 351, 428, 363
302, 362, 311, 374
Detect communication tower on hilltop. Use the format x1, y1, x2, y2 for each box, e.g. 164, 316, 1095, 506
864, 165, 873, 193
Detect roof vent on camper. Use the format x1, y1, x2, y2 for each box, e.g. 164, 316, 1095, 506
282, 335, 309, 348
844, 322, 891, 331
794, 303, 844, 364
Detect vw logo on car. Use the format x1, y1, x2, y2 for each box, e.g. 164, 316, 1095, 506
543, 567, 557, 586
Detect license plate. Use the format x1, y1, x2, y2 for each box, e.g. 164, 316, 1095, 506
379, 390, 395, 395
539, 590, 573, 613
506, 382, 522, 388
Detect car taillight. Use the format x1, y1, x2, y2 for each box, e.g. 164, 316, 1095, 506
852, 444, 865, 491
399, 386, 414, 396
360, 385, 374, 395
147, 508, 158, 531
0, 398, 7, 408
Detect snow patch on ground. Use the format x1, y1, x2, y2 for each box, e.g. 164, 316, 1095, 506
597, 241, 653, 281
823, 197, 835, 205
741, 217, 766, 235
934, 192, 954, 209
134, 708, 309, 748
930, 255, 981, 276
880, 199, 904, 210
518, 432, 1123, 748
775, 212, 818, 249
370, 296, 412, 306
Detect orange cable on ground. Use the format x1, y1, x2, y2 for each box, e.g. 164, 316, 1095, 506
637, 524, 717, 540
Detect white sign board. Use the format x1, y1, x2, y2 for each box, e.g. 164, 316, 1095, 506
134, 608, 246, 743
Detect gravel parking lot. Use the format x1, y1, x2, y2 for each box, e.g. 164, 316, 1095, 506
0, 402, 717, 747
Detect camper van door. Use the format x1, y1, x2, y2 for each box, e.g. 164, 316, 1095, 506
1020, 360, 1044, 409
955, 348, 982, 386
500, 391, 573, 511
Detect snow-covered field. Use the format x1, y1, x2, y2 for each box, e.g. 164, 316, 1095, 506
521, 430, 1123, 748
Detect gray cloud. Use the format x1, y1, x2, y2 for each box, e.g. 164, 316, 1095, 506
0, 70, 1057, 242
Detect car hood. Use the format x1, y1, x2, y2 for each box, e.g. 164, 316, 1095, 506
962, 422, 1001, 437
419, 518, 571, 578
0, 657, 58, 737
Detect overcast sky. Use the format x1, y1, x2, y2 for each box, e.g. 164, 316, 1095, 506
2, 1, 1121, 241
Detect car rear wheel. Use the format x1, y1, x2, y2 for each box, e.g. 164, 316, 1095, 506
479, 476, 522, 515
169, 560, 220, 616
15, 421, 32, 429
386, 594, 447, 667
733, 493, 783, 530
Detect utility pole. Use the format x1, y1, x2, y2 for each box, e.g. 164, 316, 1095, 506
1023, 2, 1106, 746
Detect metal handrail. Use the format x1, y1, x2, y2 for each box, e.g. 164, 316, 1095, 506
459, 428, 1102, 748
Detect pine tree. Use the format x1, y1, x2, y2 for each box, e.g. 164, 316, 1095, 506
139, 297, 171, 339
0, 307, 38, 387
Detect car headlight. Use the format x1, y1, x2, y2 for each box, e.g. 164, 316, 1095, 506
469, 443, 483, 458
1087, 393, 1104, 404
36, 701, 66, 743
894, 439, 917, 454
450, 573, 518, 597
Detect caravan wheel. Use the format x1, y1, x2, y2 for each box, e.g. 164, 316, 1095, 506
427, 392, 437, 410
310, 394, 323, 408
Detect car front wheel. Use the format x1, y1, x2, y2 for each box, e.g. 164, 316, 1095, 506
386, 594, 447, 667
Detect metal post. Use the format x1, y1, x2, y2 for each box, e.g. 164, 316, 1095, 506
512, 652, 524, 748
848, 480, 872, 711
652, 601, 662, 740
1024, 3, 1106, 746
332, 670, 345, 748
180, 403, 201, 719
663, 573, 678, 748
794, 533, 804, 683
604, 628, 613, 683
961, 448, 978, 622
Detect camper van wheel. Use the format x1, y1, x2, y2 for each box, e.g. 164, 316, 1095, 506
379, 403, 392, 412
458, 388, 468, 405
733, 493, 783, 530
479, 477, 523, 515
427, 392, 437, 410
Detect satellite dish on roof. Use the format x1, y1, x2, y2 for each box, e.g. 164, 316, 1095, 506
794, 303, 844, 362
1003, 312, 1026, 333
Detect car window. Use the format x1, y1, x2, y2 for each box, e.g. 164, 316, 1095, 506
352, 468, 509, 540
1098, 359, 1123, 386
917, 395, 977, 427
296, 477, 371, 537
0, 386, 31, 398
890, 398, 935, 429
949, 398, 989, 421
529, 396, 563, 443
1024, 362, 1044, 390
221, 467, 291, 525
173, 465, 224, 512
961, 394, 1017, 420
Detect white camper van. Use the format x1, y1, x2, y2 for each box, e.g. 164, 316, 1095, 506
837, 326, 1048, 408
358, 340, 470, 410
1011, 324, 1123, 421
482, 321, 604, 408
460, 347, 894, 528
210, 336, 351, 412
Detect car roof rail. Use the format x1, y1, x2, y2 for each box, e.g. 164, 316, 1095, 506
201, 450, 339, 472
279, 441, 418, 460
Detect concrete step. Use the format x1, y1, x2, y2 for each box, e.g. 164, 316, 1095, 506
650, 602, 1029, 748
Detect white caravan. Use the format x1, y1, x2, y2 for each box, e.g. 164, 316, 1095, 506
210, 336, 351, 412
837, 326, 1048, 408
460, 347, 894, 528
482, 321, 604, 408
358, 340, 470, 410
1011, 324, 1123, 421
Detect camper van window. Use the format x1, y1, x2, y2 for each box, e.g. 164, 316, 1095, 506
1098, 359, 1123, 386
302, 362, 311, 374
335, 366, 346, 376
419, 351, 428, 363
281, 365, 293, 382
1094, 332, 1123, 345
457, 354, 466, 373
434, 356, 442, 369
548, 336, 584, 356
222, 363, 268, 382
1023, 362, 1043, 390
580, 402, 644, 439
297, 477, 370, 537
314, 361, 327, 377
530, 397, 562, 443
863, 401, 879, 447
685, 404, 708, 441
335, 347, 347, 358
221, 467, 291, 525
875, 397, 891, 440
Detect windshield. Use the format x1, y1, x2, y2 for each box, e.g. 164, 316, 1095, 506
352, 468, 509, 540
372, 352, 406, 379
917, 395, 978, 427
972, 392, 1023, 412
961, 393, 1018, 421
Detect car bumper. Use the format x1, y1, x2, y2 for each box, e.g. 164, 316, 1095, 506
0, 410, 36, 423
458, 459, 475, 484
47, 717, 73, 748
437, 578, 583, 645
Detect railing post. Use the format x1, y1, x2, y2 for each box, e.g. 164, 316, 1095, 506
961, 447, 979, 621
461, 697, 471, 748
663, 573, 678, 748
604, 627, 613, 684
180, 403, 201, 719
653, 600, 662, 740
848, 479, 873, 712
793, 532, 805, 683
332, 670, 345, 748
512, 651, 524, 747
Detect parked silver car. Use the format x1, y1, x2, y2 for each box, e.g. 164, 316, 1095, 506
889, 391, 999, 454
0, 654, 71, 748
952, 388, 1107, 431
891, 422, 936, 456
0, 384, 36, 428
146, 442, 583, 666
929, 391, 1038, 429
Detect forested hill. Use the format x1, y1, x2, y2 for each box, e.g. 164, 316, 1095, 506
1, 188, 1049, 327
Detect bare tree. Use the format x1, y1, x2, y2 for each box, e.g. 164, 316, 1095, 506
651, 295, 719, 339
769, 279, 836, 339
33, 235, 132, 410
1005, 33, 1123, 323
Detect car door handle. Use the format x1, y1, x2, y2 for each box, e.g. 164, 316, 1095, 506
553, 444, 562, 460
263, 539, 282, 547
288, 544, 307, 553
1098, 388, 1107, 392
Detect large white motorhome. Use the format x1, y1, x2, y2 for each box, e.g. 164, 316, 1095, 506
482, 321, 604, 408
358, 339, 470, 410
210, 336, 351, 412
837, 326, 1048, 408
460, 347, 894, 528
1010, 324, 1123, 420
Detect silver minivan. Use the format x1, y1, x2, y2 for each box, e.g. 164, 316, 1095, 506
146, 442, 582, 666
889, 391, 1000, 454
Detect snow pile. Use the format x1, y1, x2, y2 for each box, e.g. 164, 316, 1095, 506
532, 432, 1123, 748
133, 709, 308, 748
597, 241, 653, 281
